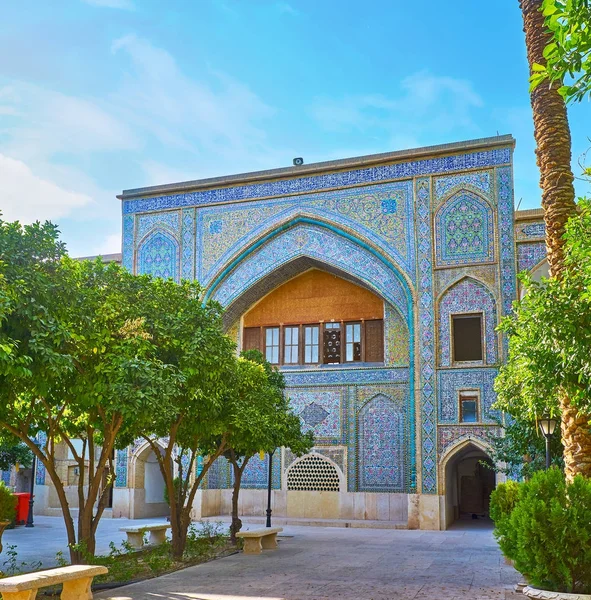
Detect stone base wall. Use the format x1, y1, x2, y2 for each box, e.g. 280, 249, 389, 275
197, 489, 447, 530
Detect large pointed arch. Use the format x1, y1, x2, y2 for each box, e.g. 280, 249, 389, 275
203, 218, 414, 329
201, 206, 415, 286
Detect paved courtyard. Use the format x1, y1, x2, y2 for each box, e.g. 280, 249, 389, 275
97, 520, 520, 600
1, 516, 521, 600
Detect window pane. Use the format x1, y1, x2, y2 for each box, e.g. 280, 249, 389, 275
346, 344, 353, 361
461, 400, 477, 423
304, 326, 319, 364
452, 315, 483, 362
265, 327, 279, 364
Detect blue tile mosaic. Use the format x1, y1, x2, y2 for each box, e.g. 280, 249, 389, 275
289, 389, 343, 438
517, 242, 547, 272
181, 208, 196, 280
35, 431, 47, 486
137, 211, 180, 241
122, 214, 134, 272
358, 394, 405, 492
437, 368, 500, 423
416, 177, 437, 493
115, 448, 128, 488
197, 181, 415, 286
435, 191, 494, 266
283, 367, 409, 387
137, 229, 180, 282
438, 277, 498, 367
210, 223, 410, 322
435, 170, 492, 201
122, 147, 512, 215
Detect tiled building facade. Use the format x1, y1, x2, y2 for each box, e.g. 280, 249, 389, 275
8, 135, 549, 528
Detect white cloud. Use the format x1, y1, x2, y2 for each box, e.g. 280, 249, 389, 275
0, 34, 281, 252
90, 233, 122, 256
276, 2, 299, 15
310, 71, 484, 144
0, 154, 92, 223
111, 34, 275, 161
82, 0, 134, 9
0, 83, 137, 162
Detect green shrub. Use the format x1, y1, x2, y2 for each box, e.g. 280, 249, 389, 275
494, 469, 591, 594
0, 482, 16, 523
490, 480, 521, 558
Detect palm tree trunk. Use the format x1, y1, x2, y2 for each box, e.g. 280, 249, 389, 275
520, 0, 591, 481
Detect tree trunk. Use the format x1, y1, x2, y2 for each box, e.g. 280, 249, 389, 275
77, 506, 95, 560
520, 0, 591, 480
520, 0, 577, 276
229, 458, 244, 544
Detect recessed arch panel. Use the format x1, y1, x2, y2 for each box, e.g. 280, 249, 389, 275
435, 191, 494, 266
136, 229, 180, 282
438, 277, 498, 367
358, 394, 405, 492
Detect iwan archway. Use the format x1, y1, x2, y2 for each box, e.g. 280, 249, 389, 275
198, 219, 416, 524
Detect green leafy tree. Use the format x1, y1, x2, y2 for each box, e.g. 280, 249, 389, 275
494, 200, 591, 475
486, 415, 563, 479
133, 277, 237, 560
530, 0, 591, 103
518, 0, 591, 480
0, 219, 181, 562
225, 350, 313, 543
0, 434, 32, 472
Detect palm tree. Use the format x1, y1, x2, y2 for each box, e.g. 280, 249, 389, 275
519, 0, 591, 480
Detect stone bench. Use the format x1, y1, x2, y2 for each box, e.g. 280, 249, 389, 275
0, 564, 108, 600
119, 523, 171, 549
236, 527, 283, 555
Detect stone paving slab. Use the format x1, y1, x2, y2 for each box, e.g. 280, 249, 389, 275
95, 520, 522, 600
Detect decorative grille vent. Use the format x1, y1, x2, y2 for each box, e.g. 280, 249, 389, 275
287, 454, 340, 492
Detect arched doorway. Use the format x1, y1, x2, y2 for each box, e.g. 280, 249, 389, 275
443, 441, 495, 527
130, 443, 170, 519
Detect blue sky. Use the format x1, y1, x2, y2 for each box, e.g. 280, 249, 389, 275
1, 0, 589, 256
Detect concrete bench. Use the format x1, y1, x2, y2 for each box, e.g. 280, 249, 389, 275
0, 564, 107, 600
236, 527, 283, 555
119, 523, 171, 549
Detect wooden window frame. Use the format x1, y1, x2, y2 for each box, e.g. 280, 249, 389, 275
264, 326, 280, 365
244, 318, 384, 366
459, 390, 480, 423
344, 321, 363, 363
303, 323, 320, 365
283, 325, 300, 365
451, 312, 484, 364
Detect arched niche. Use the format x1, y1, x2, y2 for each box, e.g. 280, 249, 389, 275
437, 277, 498, 367
129, 441, 171, 519
357, 394, 405, 492
136, 229, 180, 282
435, 191, 494, 267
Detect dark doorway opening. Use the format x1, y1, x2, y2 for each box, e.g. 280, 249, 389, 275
444, 443, 495, 528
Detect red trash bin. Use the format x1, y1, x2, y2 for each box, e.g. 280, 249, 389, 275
13, 492, 30, 525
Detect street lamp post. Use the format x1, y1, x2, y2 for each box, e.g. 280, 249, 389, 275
539, 416, 558, 470
266, 450, 274, 528
25, 451, 37, 528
